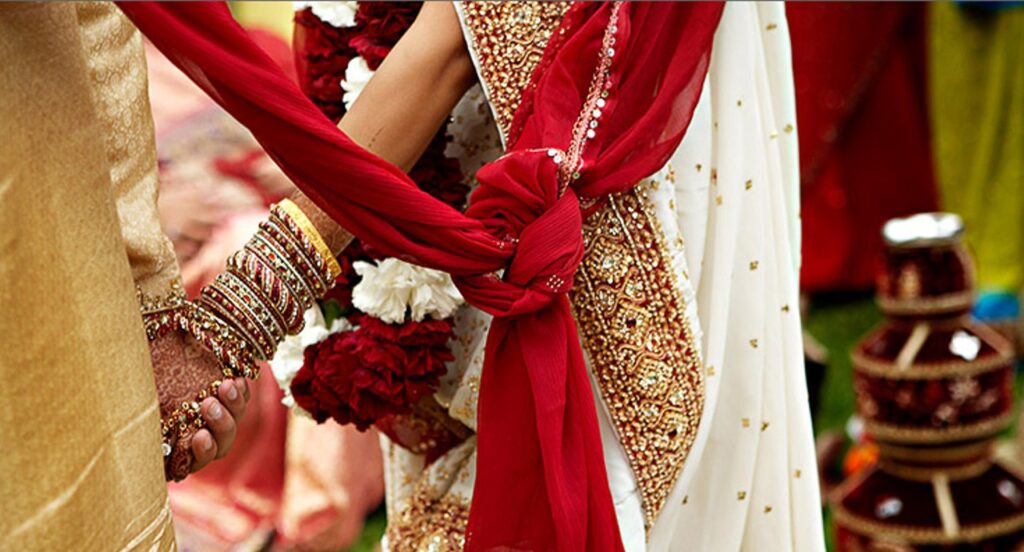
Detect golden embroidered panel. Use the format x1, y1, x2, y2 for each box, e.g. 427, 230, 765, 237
386, 492, 470, 552
459, 1, 571, 138
570, 185, 705, 530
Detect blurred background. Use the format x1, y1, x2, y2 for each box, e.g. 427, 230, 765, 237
149, 2, 1024, 551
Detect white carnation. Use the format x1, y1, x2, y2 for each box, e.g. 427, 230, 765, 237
293, 1, 358, 28
352, 258, 464, 324
269, 305, 352, 412
409, 268, 463, 322
341, 57, 373, 111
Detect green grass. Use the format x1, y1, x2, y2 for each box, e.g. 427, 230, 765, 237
346, 505, 387, 552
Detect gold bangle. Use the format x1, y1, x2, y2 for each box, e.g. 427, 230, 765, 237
276, 198, 342, 279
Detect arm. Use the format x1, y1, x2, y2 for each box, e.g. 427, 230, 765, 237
156, 3, 475, 479
292, 1, 477, 252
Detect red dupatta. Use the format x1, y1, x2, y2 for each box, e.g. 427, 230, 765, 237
118, 2, 722, 549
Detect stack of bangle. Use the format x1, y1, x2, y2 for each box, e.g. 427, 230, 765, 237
196, 200, 340, 361
141, 199, 341, 461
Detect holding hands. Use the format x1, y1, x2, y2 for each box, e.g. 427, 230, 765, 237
149, 330, 250, 480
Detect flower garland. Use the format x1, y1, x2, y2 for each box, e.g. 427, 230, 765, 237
278, 2, 469, 427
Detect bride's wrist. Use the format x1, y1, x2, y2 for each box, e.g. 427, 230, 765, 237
142, 199, 342, 461
288, 192, 355, 256
195, 200, 341, 356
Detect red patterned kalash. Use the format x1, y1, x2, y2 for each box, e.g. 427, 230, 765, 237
832, 213, 1024, 550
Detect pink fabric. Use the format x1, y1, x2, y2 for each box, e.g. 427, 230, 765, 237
119, 2, 721, 548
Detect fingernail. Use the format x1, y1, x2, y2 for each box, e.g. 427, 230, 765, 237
225, 382, 238, 401
209, 402, 223, 421
203, 437, 214, 452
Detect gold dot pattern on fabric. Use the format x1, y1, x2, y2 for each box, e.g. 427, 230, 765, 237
459, 1, 572, 138
571, 184, 704, 531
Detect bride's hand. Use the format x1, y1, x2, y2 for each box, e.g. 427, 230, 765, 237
149, 329, 250, 480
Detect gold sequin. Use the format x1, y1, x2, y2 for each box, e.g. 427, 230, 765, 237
136, 277, 185, 315
745, 179, 753, 190
767, 23, 778, 31
386, 491, 470, 552
749, 260, 759, 271
715, 195, 723, 206
784, 123, 795, 134
460, 2, 571, 138
695, 163, 702, 172
761, 421, 770, 431
795, 469, 803, 478
571, 186, 704, 531
765, 505, 773, 513
750, 339, 759, 348
742, 418, 750, 428
738, 491, 747, 500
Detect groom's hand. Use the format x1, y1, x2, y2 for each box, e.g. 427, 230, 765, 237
149, 330, 251, 480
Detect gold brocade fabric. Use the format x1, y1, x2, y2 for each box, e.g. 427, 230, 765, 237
0, 3, 175, 550
76, 2, 181, 297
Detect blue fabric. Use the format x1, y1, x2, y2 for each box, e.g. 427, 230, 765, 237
958, 2, 1024, 12
973, 291, 1020, 321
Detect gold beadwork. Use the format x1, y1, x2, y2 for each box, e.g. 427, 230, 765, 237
571, 185, 704, 531
386, 492, 470, 552
460, 2, 571, 138
137, 278, 186, 316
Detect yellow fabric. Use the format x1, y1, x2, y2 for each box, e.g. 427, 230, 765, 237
0, 3, 175, 550
929, 4, 1024, 292
230, 1, 295, 40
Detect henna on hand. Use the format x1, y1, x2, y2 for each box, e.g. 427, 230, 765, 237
149, 330, 243, 481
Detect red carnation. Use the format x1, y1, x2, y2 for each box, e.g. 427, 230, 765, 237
291, 316, 454, 430
294, 7, 361, 121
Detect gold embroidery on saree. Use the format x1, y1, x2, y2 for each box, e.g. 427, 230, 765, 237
570, 181, 704, 530
386, 484, 470, 551
463, 1, 703, 531
459, 2, 571, 138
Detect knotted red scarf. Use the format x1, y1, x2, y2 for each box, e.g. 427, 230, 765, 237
118, 2, 722, 548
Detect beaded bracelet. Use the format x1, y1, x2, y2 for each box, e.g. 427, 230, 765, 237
141, 199, 340, 465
